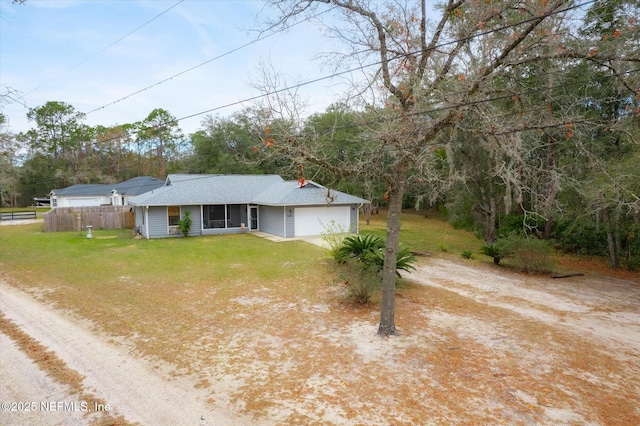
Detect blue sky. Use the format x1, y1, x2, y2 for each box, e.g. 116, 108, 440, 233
0, 0, 345, 136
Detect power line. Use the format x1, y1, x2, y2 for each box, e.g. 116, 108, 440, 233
82, 0, 617, 148
86, 0, 598, 123
86, 5, 338, 115
82, 66, 640, 167
174, 0, 599, 125
24, 0, 185, 97
27, 0, 630, 150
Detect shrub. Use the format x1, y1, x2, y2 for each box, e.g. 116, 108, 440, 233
437, 204, 449, 220
340, 259, 381, 304
461, 250, 473, 259
363, 247, 417, 277
178, 210, 192, 237
554, 218, 608, 255
320, 219, 349, 258
497, 214, 545, 239
437, 242, 449, 252
624, 255, 640, 271
394, 247, 418, 275
502, 234, 553, 274
479, 243, 506, 265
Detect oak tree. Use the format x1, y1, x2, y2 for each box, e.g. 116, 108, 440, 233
257, 0, 581, 336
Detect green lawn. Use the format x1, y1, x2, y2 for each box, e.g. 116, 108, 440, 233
0, 211, 486, 300
0, 213, 485, 358
360, 209, 486, 260
3, 213, 625, 368
0, 225, 332, 360
1, 211, 484, 290
1, 213, 636, 424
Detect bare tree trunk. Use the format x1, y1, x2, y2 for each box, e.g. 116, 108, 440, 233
615, 210, 622, 261
602, 208, 620, 268
486, 195, 497, 244
158, 142, 165, 178
377, 163, 406, 337
479, 182, 497, 244
543, 132, 556, 239
543, 50, 557, 240
136, 140, 142, 176
361, 203, 373, 225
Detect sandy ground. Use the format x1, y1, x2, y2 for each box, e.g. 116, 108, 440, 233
1, 254, 639, 425
0, 282, 246, 426
409, 259, 640, 359
0, 332, 87, 426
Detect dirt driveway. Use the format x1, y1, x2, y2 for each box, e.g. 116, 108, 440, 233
1, 256, 639, 425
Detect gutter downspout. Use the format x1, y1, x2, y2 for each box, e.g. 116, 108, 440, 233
145, 206, 150, 239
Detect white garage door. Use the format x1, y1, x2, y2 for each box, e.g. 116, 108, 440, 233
68, 198, 101, 207
294, 206, 351, 237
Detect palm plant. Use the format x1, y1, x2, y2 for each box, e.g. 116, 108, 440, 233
480, 243, 505, 265
335, 234, 416, 277
334, 234, 385, 262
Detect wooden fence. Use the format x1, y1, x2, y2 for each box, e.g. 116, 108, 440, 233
44, 206, 134, 232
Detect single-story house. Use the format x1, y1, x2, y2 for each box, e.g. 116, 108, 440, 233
49, 176, 165, 208
128, 174, 369, 239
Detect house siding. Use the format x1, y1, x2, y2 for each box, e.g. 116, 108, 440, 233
181, 206, 201, 237
144, 205, 202, 238
148, 206, 170, 238
134, 206, 145, 236
259, 205, 285, 237
284, 206, 295, 238
57, 196, 111, 208
142, 203, 360, 239
350, 204, 359, 233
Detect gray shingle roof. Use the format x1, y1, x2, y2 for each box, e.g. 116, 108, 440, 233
51, 184, 114, 197
51, 176, 164, 196
113, 176, 165, 195
252, 180, 369, 205
129, 175, 369, 206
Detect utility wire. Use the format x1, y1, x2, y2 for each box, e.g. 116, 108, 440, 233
81, 66, 640, 161
27, 67, 639, 193
29, 0, 625, 150
174, 0, 598, 125
84, 0, 617, 148
88, 0, 597, 121
86, 5, 338, 115
24, 0, 185, 97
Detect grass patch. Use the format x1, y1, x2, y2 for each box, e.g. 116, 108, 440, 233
2, 213, 638, 424
0, 224, 332, 368
360, 210, 482, 260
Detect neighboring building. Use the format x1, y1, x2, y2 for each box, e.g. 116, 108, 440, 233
49, 176, 165, 208
128, 174, 369, 239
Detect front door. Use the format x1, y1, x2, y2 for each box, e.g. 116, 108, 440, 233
250, 206, 258, 230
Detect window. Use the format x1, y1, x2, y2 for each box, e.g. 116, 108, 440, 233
227, 204, 242, 228
203, 205, 225, 228
168, 206, 180, 226
203, 204, 246, 229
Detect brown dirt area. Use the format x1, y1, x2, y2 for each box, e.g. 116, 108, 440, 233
1, 255, 639, 425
